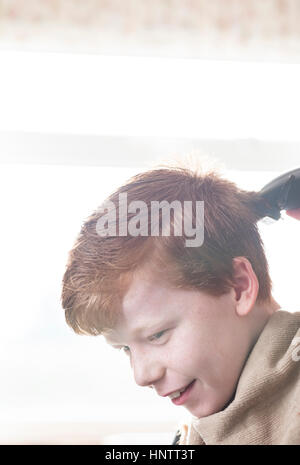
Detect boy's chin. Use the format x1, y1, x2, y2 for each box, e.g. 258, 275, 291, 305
187, 392, 236, 419
187, 404, 219, 419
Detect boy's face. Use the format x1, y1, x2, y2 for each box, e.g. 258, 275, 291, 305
105, 273, 253, 419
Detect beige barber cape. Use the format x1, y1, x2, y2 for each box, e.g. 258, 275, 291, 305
178, 310, 300, 445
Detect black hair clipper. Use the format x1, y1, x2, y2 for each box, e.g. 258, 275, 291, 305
259, 168, 300, 221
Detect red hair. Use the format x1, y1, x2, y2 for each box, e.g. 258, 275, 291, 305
61, 165, 273, 335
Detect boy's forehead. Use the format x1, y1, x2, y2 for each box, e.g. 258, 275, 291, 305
104, 276, 174, 343
104, 273, 213, 344
122, 274, 162, 313
122, 276, 168, 323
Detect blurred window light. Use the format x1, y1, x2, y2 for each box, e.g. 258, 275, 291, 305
1, 51, 300, 139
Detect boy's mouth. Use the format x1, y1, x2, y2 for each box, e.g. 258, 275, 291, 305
166, 379, 196, 400
170, 379, 196, 405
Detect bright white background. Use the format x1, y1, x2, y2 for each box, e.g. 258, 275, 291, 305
1, 51, 300, 140
0, 51, 300, 444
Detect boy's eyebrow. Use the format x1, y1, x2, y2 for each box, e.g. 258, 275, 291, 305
132, 321, 163, 335
104, 320, 166, 344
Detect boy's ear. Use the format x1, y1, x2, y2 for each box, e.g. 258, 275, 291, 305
232, 257, 259, 317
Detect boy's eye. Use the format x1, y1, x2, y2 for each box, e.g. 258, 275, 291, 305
120, 346, 130, 355
118, 330, 167, 354
117, 346, 130, 355
149, 330, 166, 341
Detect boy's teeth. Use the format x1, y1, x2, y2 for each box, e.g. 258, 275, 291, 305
168, 386, 186, 399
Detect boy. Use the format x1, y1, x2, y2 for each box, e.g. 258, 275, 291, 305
61, 163, 300, 445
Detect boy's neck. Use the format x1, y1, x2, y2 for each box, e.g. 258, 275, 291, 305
249, 296, 281, 352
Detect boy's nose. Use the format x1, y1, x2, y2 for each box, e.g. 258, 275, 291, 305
131, 351, 165, 388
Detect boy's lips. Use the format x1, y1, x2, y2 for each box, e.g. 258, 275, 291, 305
171, 379, 196, 405
162, 379, 196, 398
